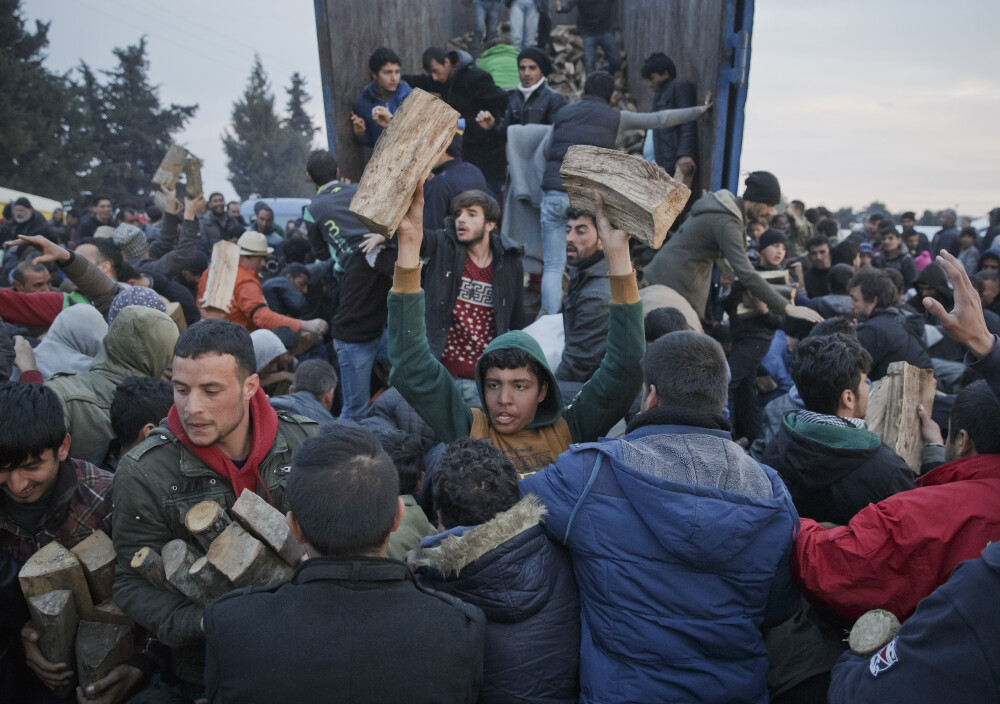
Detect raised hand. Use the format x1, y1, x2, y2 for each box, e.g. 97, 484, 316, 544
923, 250, 994, 358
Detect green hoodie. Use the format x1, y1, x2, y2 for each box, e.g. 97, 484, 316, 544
387, 277, 644, 476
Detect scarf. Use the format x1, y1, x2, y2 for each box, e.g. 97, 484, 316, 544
517, 78, 545, 102
167, 387, 279, 503
795, 410, 867, 430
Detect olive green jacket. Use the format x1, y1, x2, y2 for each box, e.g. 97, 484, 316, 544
111, 411, 318, 686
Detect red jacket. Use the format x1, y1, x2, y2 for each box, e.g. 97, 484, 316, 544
793, 453, 1000, 621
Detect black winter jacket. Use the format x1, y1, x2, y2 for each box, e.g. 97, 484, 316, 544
559, 0, 614, 35
542, 95, 620, 191
856, 307, 933, 380
205, 558, 486, 704
412, 496, 580, 704
423, 159, 489, 233
761, 411, 914, 525
490, 82, 566, 142
651, 76, 698, 174
421, 218, 526, 359
557, 252, 610, 382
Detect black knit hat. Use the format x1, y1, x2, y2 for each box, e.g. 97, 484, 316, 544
742, 171, 782, 206
517, 47, 552, 76
758, 229, 788, 251
13, 197, 32, 209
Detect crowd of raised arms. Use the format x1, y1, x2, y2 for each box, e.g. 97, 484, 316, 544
2, 9, 1000, 704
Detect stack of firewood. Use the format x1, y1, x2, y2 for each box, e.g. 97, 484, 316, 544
131, 490, 305, 605
19, 531, 134, 697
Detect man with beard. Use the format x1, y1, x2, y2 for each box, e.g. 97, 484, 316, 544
645, 171, 823, 324
198, 191, 234, 251
556, 207, 611, 384
111, 320, 318, 700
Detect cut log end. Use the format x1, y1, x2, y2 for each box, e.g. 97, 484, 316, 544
848, 609, 901, 655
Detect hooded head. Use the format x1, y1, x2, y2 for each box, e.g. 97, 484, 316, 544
33, 306, 108, 378
474, 331, 564, 435
92, 306, 179, 379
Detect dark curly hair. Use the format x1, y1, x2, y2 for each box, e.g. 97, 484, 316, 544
433, 438, 518, 529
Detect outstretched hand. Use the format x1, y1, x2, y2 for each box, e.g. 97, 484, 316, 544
785, 304, 824, 324
3, 233, 69, 264
923, 250, 994, 359
395, 181, 425, 268
699, 91, 714, 116
593, 191, 631, 276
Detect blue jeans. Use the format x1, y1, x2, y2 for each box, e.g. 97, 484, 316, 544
539, 190, 570, 314
334, 330, 389, 420
582, 32, 621, 74
473, 0, 501, 56
509, 0, 539, 50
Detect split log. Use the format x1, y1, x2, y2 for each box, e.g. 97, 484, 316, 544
349, 88, 461, 237
184, 501, 232, 552
232, 489, 306, 566
200, 240, 241, 315
19, 541, 94, 619
76, 621, 134, 694
849, 609, 900, 655
130, 547, 181, 595
92, 599, 132, 627
161, 540, 207, 606
152, 144, 189, 190
559, 145, 691, 249
69, 530, 116, 604
206, 523, 293, 589
865, 361, 937, 472
188, 557, 234, 601
27, 590, 78, 698
183, 155, 202, 199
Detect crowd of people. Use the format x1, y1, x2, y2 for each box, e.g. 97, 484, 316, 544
2, 10, 1000, 703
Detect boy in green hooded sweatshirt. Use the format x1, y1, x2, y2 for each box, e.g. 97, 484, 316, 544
388, 183, 644, 477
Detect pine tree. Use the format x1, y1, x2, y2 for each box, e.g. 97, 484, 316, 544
285, 72, 316, 140
86, 38, 197, 205
223, 57, 313, 199
0, 0, 93, 199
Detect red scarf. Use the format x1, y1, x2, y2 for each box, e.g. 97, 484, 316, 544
167, 387, 279, 503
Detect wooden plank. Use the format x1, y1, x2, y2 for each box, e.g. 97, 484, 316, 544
130, 547, 181, 595
349, 88, 461, 237
183, 155, 202, 199
75, 621, 133, 694
152, 144, 189, 190
188, 557, 234, 601
232, 489, 306, 567
19, 541, 94, 620
161, 539, 208, 606
559, 145, 691, 249
206, 523, 293, 589
69, 530, 116, 605
184, 501, 232, 552
27, 590, 78, 699
200, 240, 241, 315
865, 361, 937, 472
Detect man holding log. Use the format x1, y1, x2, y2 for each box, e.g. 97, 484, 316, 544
388, 183, 643, 477
644, 170, 824, 325
0, 383, 155, 704
111, 320, 318, 698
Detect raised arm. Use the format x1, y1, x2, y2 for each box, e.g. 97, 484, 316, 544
387, 182, 475, 441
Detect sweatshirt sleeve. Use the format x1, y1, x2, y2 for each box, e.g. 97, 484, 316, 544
564, 272, 644, 442
387, 265, 474, 442
617, 106, 703, 137
59, 250, 119, 316
0, 289, 65, 328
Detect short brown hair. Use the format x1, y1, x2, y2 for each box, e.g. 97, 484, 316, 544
450, 190, 501, 225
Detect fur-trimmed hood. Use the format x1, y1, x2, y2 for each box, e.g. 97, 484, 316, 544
412, 495, 562, 623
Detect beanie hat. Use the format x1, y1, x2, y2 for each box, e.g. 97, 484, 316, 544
517, 47, 552, 76
186, 250, 210, 276
94, 225, 116, 239
742, 171, 782, 206
108, 286, 167, 323
758, 229, 787, 251
13, 197, 32, 209
113, 223, 148, 258
250, 329, 287, 373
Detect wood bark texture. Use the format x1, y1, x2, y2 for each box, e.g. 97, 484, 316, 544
69, 530, 116, 604
559, 145, 691, 249
232, 489, 306, 566
349, 88, 461, 237
188, 557, 234, 601
19, 541, 94, 619
27, 590, 78, 698
162, 539, 207, 606
75, 621, 134, 693
131, 547, 181, 595
865, 361, 937, 472
201, 241, 241, 314
206, 523, 293, 588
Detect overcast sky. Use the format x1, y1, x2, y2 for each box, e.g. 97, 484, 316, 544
21, 0, 1000, 215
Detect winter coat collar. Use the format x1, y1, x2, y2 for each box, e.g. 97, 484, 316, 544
915, 453, 1000, 488
626, 404, 731, 435
413, 494, 545, 576
292, 556, 412, 584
